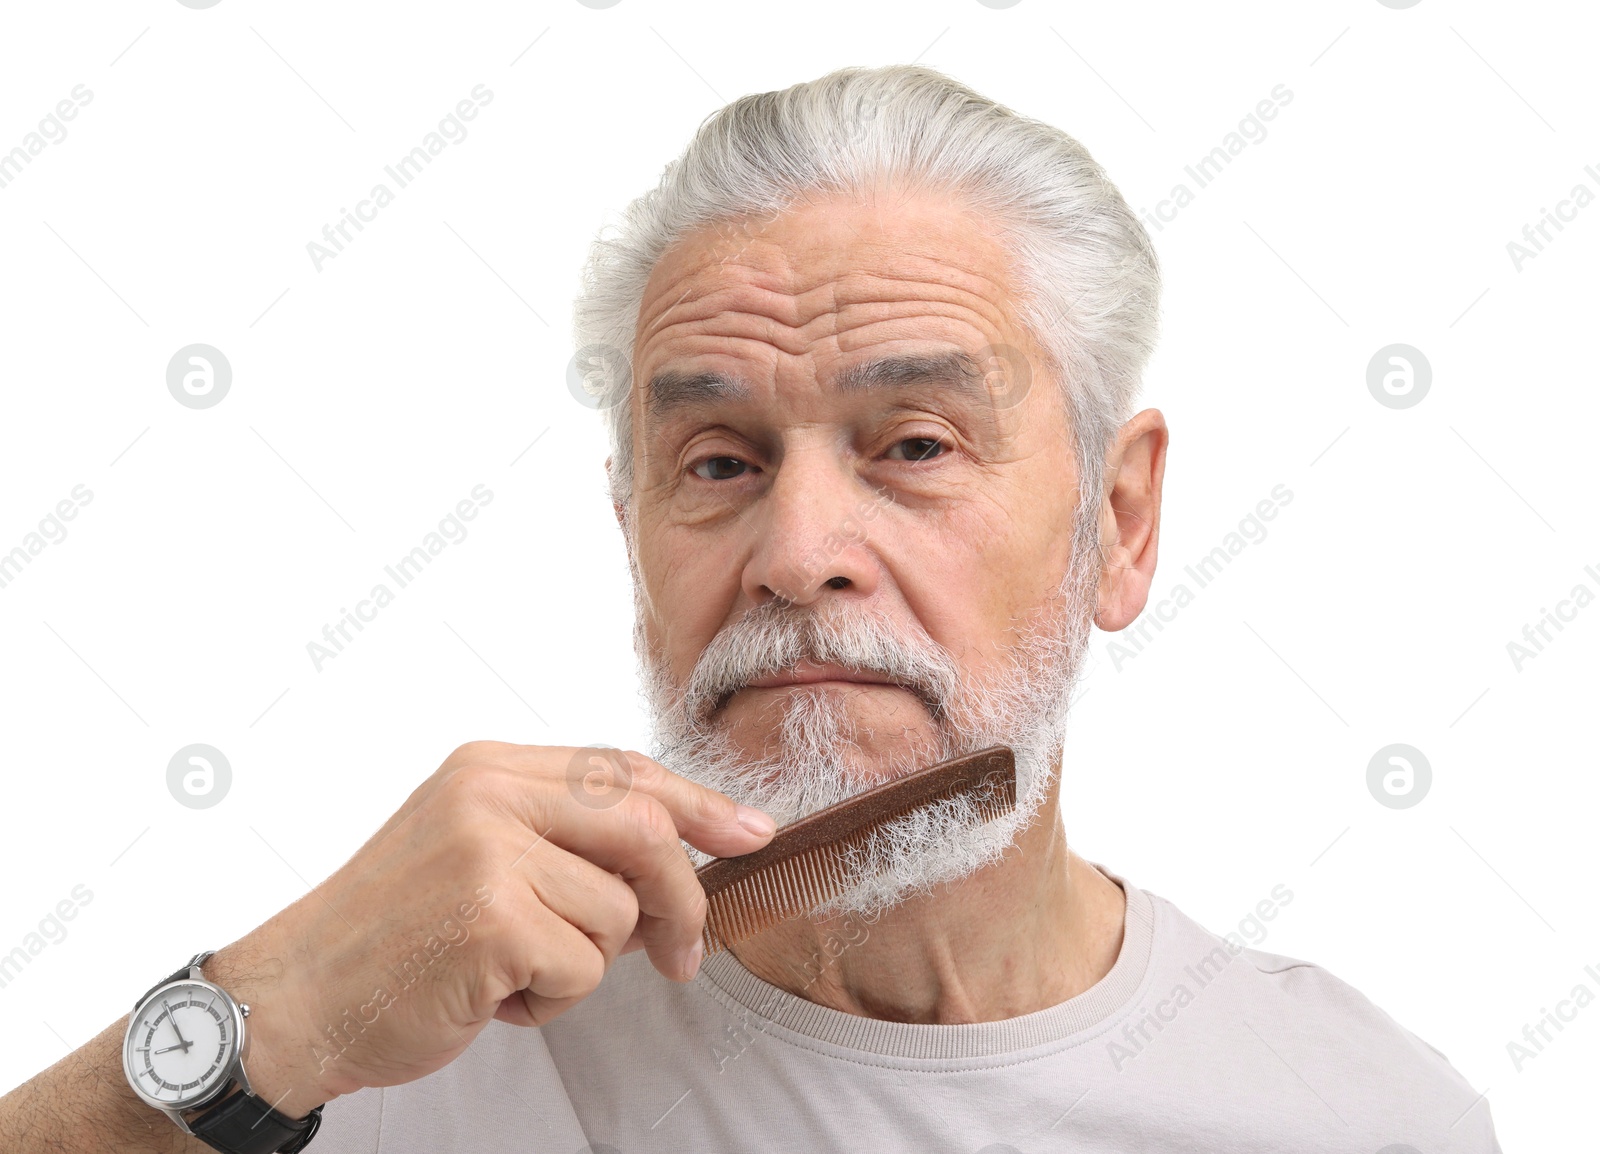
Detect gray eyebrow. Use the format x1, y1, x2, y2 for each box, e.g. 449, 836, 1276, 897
645, 369, 751, 416
835, 351, 983, 396
644, 351, 984, 419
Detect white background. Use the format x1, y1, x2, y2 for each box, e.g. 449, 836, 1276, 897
1, 1, 1595, 1148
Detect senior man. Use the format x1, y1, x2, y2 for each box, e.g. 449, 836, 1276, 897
1, 65, 1498, 1153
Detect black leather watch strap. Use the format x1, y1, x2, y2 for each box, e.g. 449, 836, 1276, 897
189, 1089, 322, 1154
135, 950, 214, 1009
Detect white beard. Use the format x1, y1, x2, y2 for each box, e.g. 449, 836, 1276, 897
632, 545, 1099, 918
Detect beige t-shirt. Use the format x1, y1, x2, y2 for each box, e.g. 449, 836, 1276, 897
313, 870, 1501, 1152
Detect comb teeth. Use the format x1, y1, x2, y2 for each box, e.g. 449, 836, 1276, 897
696, 746, 1016, 954
702, 832, 871, 953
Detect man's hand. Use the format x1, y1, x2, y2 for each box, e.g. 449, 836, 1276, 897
204, 742, 775, 1120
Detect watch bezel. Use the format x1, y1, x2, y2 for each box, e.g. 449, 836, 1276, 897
123, 975, 246, 1114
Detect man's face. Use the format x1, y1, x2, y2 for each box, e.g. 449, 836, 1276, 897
626, 184, 1089, 805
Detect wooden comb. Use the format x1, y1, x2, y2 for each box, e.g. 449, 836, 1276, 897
693, 745, 1016, 954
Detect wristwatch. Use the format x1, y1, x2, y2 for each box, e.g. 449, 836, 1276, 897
122, 951, 322, 1153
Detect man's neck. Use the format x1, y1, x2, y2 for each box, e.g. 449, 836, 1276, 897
726, 789, 1126, 1024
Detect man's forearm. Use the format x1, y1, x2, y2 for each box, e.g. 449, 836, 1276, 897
0, 1016, 208, 1153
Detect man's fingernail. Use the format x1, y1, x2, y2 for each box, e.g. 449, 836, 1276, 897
683, 939, 704, 981
736, 805, 775, 836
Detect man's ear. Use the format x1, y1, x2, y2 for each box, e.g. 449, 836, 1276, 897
606, 456, 626, 529
1094, 408, 1168, 632
606, 456, 637, 571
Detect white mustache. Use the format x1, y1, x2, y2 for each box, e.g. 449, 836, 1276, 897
676, 600, 964, 726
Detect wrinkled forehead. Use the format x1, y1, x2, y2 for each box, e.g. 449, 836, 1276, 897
630, 187, 1035, 411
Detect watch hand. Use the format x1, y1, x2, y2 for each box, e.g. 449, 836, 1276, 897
154, 1043, 190, 1055
162, 1001, 190, 1049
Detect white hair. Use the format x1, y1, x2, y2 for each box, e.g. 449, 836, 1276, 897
571, 62, 1162, 536
637, 552, 1098, 917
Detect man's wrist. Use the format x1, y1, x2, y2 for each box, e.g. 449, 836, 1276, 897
199, 944, 334, 1123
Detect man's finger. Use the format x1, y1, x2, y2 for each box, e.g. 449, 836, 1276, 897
616, 749, 776, 857
477, 768, 715, 977
513, 840, 640, 967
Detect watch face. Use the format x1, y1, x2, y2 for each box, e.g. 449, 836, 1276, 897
123, 980, 240, 1110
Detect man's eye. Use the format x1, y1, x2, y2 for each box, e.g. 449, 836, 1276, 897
888, 437, 946, 462
693, 456, 750, 480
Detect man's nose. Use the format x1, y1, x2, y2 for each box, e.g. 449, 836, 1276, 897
739, 451, 882, 606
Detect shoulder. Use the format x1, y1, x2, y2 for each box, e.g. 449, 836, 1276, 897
1139, 886, 1499, 1146
1144, 887, 1454, 1061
